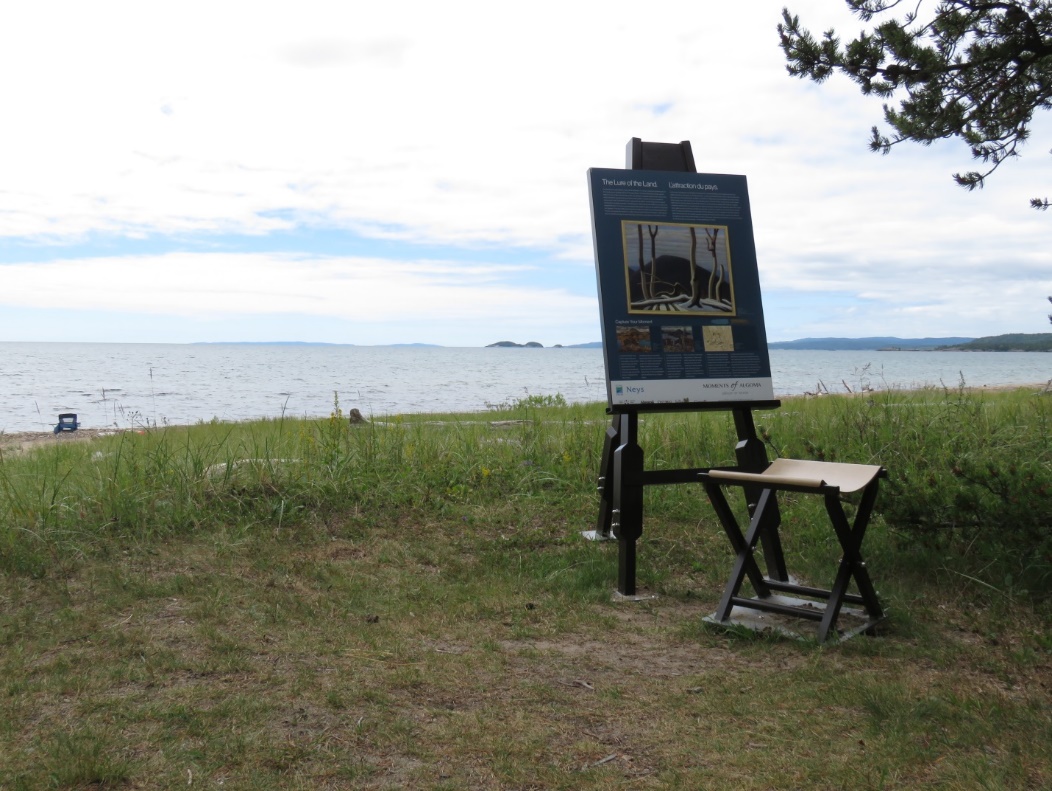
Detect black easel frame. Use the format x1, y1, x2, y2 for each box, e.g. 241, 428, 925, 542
589, 139, 788, 596
592, 400, 787, 596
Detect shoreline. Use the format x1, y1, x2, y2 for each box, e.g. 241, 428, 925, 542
3, 382, 1049, 456
0, 428, 133, 456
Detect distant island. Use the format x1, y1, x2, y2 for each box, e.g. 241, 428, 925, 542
767, 334, 1051, 351
485, 341, 604, 349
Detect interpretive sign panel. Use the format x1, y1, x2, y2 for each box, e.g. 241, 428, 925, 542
588, 168, 774, 408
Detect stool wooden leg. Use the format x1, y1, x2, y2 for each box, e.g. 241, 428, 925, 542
818, 539, 854, 642
818, 484, 885, 640
708, 486, 775, 622
831, 482, 885, 620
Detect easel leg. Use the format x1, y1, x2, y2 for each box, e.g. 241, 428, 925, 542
593, 417, 620, 539
617, 540, 637, 596
612, 412, 644, 596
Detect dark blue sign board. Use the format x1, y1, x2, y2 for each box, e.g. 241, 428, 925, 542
588, 168, 774, 409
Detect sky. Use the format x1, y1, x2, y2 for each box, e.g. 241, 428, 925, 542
1, 0, 1050, 347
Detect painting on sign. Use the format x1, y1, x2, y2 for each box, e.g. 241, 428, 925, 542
621, 221, 735, 316
615, 326, 652, 353
661, 326, 695, 353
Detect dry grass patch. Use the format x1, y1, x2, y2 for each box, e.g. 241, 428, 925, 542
2, 518, 1050, 790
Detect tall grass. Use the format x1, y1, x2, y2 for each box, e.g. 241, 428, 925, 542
1, 386, 1050, 598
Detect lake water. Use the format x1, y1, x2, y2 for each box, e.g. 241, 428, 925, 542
1, 342, 1048, 433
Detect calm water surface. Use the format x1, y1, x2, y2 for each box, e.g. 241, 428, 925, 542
1, 343, 1048, 433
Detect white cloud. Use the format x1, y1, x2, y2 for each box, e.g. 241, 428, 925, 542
0, 0, 1049, 343
0, 252, 594, 322
0, 1, 912, 246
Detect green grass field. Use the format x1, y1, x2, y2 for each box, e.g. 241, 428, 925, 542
1, 387, 1050, 789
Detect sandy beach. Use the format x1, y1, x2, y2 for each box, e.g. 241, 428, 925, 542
0, 428, 125, 456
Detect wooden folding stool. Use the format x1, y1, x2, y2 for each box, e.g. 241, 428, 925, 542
698, 458, 887, 643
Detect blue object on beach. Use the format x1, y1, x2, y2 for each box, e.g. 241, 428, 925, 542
54, 413, 79, 434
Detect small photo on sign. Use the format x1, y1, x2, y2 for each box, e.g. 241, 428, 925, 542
661, 326, 695, 353
616, 326, 652, 353
702, 325, 735, 352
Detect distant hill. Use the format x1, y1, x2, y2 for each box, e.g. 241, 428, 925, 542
768, 337, 974, 351
191, 341, 444, 347
937, 333, 1052, 352
193, 341, 349, 346
486, 341, 605, 349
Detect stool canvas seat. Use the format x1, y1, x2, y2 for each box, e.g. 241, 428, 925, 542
699, 458, 887, 643
706, 458, 883, 493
